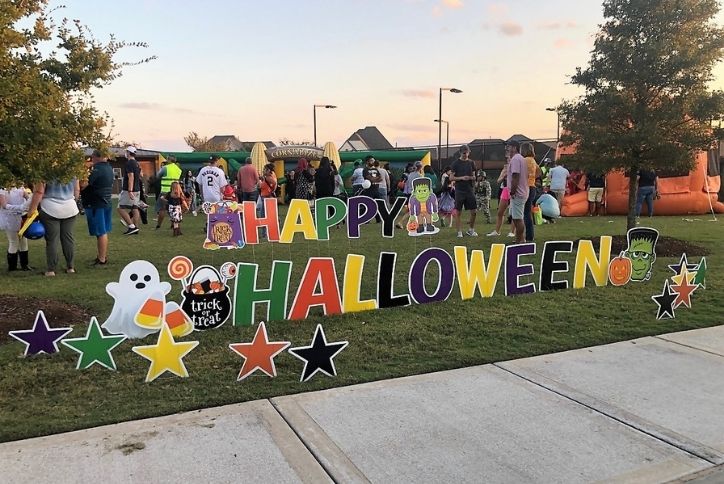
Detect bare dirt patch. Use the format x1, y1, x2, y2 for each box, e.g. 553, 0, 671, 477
574, 235, 710, 257
0, 295, 92, 343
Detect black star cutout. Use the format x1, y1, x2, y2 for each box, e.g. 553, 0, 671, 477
651, 279, 677, 320
288, 325, 348, 382
668, 253, 697, 276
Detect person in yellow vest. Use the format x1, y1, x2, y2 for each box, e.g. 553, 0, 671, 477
155, 156, 182, 230
540, 158, 553, 191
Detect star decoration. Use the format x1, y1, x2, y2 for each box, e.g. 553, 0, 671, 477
132, 325, 199, 382
288, 324, 348, 382
693, 257, 707, 289
9, 310, 72, 356
62, 317, 126, 370
668, 253, 698, 276
229, 322, 290, 381
670, 270, 697, 309
671, 265, 694, 286
651, 279, 677, 320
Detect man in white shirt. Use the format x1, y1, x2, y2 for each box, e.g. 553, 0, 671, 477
196, 155, 228, 203
549, 160, 570, 209
350, 160, 365, 195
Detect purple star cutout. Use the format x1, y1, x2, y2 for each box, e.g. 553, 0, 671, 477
9, 310, 73, 356
667, 253, 697, 276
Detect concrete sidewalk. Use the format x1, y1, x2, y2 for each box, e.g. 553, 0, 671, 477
2, 326, 724, 483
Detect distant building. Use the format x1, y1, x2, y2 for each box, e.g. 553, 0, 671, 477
340, 126, 394, 151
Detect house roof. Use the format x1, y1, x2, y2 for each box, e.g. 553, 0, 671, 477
83, 147, 161, 158
342, 126, 393, 151
506, 134, 534, 143
207, 136, 276, 152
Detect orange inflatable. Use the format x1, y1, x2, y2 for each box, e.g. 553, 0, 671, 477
560, 151, 724, 216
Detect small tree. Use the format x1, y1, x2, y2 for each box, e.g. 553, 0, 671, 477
559, 0, 724, 229
183, 131, 230, 152
0, 1, 154, 186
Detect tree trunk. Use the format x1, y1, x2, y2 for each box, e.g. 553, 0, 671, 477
627, 171, 638, 230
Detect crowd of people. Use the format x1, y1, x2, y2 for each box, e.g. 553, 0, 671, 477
0, 143, 662, 275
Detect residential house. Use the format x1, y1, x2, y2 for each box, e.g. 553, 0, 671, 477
207, 135, 276, 152
340, 126, 394, 151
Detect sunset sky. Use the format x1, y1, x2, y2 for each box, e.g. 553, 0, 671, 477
56, 0, 724, 151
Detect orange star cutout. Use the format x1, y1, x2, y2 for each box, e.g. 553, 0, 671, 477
671, 270, 697, 309
229, 322, 290, 381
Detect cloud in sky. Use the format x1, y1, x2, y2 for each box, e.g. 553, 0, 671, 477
118, 102, 196, 114
442, 0, 463, 8
398, 89, 436, 99
487, 3, 508, 17
554, 38, 575, 49
499, 22, 523, 36
538, 21, 578, 30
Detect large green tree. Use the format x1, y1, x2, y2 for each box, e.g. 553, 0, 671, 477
559, 0, 724, 229
0, 0, 153, 186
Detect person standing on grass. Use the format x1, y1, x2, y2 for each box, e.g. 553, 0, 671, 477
521, 142, 542, 242
80, 149, 114, 266
197, 155, 228, 204
450, 144, 478, 238
549, 159, 570, 210
376, 160, 391, 206
586, 170, 606, 216
257, 163, 278, 238
635, 168, 659, 222
507, 140, 529, 244
155, 155, 183, 229
236, 157, 259, 203
27, 178, 80, 276
118, 146, 142, 235
183, 170, 198, 216
474, 171, 492, 224
0, 185, 31, 271
395, 161, 422, 229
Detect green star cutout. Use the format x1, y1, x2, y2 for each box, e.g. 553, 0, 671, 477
693, 257, 707, 289
62, 317, 126, 370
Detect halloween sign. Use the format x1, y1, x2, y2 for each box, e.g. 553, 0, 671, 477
652, 253, 707, 319
203, 202, 245, 250
103, 260, 193, 339
407, 177, 440, 236
168, 257, 235, 331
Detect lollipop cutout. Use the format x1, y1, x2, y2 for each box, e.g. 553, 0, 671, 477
168, 256, 194, 287
220, 261, 237, 285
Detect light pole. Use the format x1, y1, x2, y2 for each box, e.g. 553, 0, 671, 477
434, 119, 449, 163
439, 88, 462, 164
546, 107, 560, 142
313, 104, 337, 147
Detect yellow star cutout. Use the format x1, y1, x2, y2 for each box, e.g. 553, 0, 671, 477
671, 267, 696, 286
132, 325, 199, 382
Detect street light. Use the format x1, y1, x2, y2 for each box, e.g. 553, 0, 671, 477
313, 104, 337, 147
434, 119, 449, 162
546, 107, 560, 142
439, 88, 462, 164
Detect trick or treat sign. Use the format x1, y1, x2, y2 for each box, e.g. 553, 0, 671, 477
203, 202, 244, 250
168, 256, 236, 330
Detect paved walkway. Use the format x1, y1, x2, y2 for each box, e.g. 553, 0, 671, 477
3, 326, 724, 483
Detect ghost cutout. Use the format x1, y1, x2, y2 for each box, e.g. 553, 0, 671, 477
102, 260, 173, 339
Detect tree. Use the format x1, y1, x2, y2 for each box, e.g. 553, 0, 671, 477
559, 0, 724, 229
0, 0, 154, 186
278, 138, 313, 146
183, 132, 229, 152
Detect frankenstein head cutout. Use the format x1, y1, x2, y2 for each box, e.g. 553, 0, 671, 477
624, 227, 659, 281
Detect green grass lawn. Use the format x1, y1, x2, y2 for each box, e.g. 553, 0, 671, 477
0, 201, 722, 443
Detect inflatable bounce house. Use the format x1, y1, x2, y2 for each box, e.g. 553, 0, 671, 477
557, 147, 724, 217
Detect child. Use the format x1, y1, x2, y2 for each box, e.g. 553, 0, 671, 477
0, 186, 32, 271
475, 171, 492, 224
162, 181, 188, 236
438, 166, 455, 227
